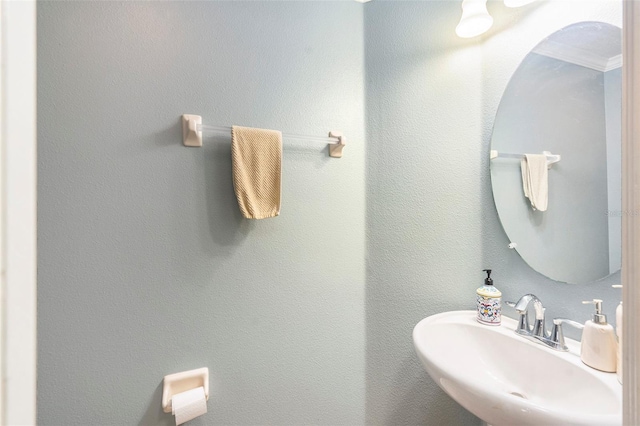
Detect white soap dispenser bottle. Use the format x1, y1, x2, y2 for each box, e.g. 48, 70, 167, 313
580, 299, 618, 372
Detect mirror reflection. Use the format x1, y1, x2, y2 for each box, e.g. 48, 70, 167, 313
490, 22, 622, 284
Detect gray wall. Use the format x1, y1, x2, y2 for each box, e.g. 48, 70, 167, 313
37, 2, 366, 425
38, 1, 623, 426
605, 67, 622, 273
364, 2, 486, 424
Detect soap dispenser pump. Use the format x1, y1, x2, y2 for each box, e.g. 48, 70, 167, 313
476, 269, 502, 326
580, 299, 617, 372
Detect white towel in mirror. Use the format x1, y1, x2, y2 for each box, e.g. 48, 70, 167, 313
521, 154, 548, 212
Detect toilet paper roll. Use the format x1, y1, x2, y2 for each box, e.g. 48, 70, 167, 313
171, 386, 207, 425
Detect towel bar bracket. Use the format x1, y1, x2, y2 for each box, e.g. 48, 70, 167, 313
542, 150, 561, 169
182, 114, 203, 147
328, 131, 345, 158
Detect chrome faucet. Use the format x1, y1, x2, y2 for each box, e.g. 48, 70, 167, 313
506, 293, 546, 337
506, 294, 583, 352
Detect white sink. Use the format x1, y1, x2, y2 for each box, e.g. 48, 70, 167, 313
413, 311, 621, 426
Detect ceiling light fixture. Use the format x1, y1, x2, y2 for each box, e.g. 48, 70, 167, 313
455, 0, 494, 38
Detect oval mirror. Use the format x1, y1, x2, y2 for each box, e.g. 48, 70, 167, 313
490, 22, 621, 284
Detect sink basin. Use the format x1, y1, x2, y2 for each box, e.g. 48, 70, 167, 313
413, 311, 621, 426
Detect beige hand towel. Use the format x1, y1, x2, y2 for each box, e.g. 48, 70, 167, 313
231, 125, 282, 219
521, 154, 548, 212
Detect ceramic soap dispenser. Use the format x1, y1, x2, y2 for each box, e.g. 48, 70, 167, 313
476, 269, 501, 326
581, 299, 617, 372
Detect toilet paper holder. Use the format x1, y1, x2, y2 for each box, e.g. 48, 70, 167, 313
162, 367, 209, 414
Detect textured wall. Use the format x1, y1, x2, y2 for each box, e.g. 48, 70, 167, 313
364, 1, 486, 424
605, 68, 622, 273
39, 1, 624, 425
364, 1, 621, 425
37, 2, 365, 425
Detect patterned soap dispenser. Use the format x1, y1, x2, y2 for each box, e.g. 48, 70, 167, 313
477, 269, 502, 326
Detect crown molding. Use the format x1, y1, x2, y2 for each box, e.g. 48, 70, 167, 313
605, 54, 623, 72
533, 40, 621, 72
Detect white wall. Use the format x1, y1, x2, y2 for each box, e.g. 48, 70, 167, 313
1, 0, 37, 424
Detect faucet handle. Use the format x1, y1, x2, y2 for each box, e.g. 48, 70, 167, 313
550, 318, 585, 351
505, 301, 530, 334
532, 307, 546, 337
